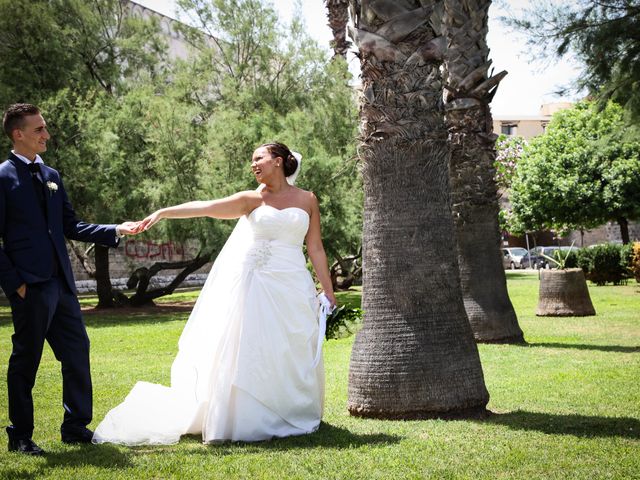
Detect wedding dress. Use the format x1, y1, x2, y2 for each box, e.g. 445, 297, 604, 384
93, 205, 325, 444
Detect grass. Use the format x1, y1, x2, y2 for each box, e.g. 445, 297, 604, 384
0, 274, 638, 479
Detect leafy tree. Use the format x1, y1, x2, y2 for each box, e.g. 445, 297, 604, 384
0, 0, 166, 106
0, 0, 360, 306
46, 84, 208, 306
505, 0, 640, 123
494, 135, 526, 234
510, 101, 640, 243
124, 0, 361, 301
0, 0, 166, 307
494, 135, 525, 191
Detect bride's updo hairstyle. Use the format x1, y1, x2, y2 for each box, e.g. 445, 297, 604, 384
260, 142, 298, 177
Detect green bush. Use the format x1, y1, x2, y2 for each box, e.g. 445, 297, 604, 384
325, 306, 363, 340
577, 243, 633, 286
557, 249, 579, 268
576, 248, 593, 273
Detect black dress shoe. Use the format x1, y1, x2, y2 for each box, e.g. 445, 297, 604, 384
8, 437, 45, 455
61, 427, 94, 444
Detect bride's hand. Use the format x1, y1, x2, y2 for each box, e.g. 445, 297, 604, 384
138, 210, 164, 232
325, 292, 337, 309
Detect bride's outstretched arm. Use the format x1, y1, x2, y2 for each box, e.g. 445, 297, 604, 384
305, 193, 337, 307
139, 191, 261, 231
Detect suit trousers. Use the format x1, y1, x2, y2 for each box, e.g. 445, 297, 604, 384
6, 276, 91, 439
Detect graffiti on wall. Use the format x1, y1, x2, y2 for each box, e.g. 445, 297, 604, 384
124, 240, 185, 261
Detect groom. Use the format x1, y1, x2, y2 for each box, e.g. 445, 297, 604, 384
0, 103, 140, 455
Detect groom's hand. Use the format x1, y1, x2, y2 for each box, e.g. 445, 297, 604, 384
16, 284, 26, 299
117, 221, 143, 236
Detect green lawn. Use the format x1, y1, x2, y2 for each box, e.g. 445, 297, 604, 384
0, 273, 638, 479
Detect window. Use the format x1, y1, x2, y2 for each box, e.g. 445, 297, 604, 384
501, 123, 517, 136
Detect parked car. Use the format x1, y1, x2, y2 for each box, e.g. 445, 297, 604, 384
529, 246, 577, 269
501, 247, 531, 269
525, 248, 544, 268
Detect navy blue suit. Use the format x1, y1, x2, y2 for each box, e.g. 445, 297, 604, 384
0, 152, 119, 440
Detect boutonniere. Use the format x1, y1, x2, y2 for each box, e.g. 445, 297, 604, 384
46, 181, 58, 194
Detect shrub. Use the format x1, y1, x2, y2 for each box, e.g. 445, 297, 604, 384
577, 243, 633, 286
325, 306, 363, 340
576, 248, 593, 273
562, 250, 580, 268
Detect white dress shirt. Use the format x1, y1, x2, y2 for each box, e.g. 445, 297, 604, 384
12, 150, 44, 182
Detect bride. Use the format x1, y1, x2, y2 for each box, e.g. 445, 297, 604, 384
93, 142, 336, 445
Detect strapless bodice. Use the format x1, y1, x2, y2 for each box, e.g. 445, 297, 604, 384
248, 205, 310, 247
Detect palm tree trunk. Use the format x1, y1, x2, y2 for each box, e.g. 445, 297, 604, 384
443, 0, 523, 343
347, 0, 489, 418
324, 0, 351, 58
536, 269, 596, 316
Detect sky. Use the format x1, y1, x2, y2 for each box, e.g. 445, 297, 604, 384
132, 0, 582, 116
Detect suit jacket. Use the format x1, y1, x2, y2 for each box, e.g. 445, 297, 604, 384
0, 152, 119, 296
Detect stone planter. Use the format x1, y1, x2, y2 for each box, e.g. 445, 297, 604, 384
536, 268, 596, 317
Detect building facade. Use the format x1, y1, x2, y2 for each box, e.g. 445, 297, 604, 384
492, 102, 573, 140
126, 1, 194, 60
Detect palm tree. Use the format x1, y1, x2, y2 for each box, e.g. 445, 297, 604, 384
346, 0, 489, 418
324, 0, 351, 58
443, 0, 524, 343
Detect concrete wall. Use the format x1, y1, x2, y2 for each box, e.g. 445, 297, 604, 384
565, 221, 640, 247
68, 238, 213, 293
504, 222, 640, 250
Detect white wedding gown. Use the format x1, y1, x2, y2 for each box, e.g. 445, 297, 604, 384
93, 205, 325, 444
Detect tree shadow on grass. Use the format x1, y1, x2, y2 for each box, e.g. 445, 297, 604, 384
82, 309, 191, 328
46, 444, 134, 470
485, 410, 640, 439
522, 342, 640, 353
250, 422, 401, 451
135, 422, 402, 456
2, 305, 192, 328
505, 271, 539, 279
0, 292, 201, 325
1, 444, 133, 480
